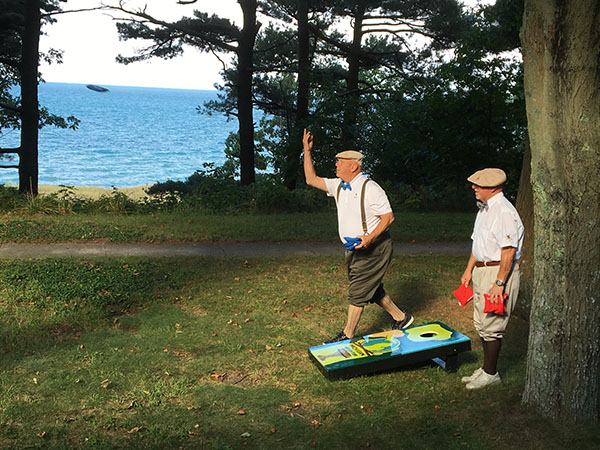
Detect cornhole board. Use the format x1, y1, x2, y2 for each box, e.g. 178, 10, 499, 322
308, 321, 471, 380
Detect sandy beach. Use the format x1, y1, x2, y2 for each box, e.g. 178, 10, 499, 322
38, 185, 153, 200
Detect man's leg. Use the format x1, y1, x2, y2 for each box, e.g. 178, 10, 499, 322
482, 338, 502, 375
344, 304, 364, 338
375, 294, 406, 322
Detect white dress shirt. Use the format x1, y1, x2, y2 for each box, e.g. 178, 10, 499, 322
471, 192, 524, 262
324, 173, 392, 243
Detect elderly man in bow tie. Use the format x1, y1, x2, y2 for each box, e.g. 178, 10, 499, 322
302, 129, 414, 344
460, 168, 524, 389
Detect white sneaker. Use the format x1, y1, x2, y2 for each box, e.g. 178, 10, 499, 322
461, 367, 484, 383
466, 371, 501, 390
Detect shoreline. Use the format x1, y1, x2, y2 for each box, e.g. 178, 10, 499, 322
38, 185, 153, 200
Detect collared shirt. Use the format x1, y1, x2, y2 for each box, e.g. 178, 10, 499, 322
324, 173, 393, 243
471, 192, 524, 262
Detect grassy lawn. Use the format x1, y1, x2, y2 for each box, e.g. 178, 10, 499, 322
0, 211, 472, 243
1, 255, 596, 449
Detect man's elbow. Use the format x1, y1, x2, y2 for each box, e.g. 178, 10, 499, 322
387, 213, 395, 226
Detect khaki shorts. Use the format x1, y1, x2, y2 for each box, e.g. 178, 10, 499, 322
472, 262, 520, 341
344, 234, 393, 307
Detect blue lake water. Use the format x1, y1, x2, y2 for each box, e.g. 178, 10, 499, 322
0, 82, 238, 187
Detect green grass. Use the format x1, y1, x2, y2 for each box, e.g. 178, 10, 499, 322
0, 211, 472, 243
1, 256, 596, 449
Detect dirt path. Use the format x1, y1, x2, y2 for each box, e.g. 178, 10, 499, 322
0, 241, 470, 259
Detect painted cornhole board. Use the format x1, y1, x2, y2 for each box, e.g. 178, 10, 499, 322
308, 321, 471, 380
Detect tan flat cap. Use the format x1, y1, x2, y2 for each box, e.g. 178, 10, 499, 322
336, 150, 363, 161
467, 168, 507, 187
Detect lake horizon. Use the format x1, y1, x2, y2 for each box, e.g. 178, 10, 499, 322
0, 82, 239, 188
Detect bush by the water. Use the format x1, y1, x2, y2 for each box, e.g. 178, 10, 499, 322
148, 168, 476, 214
1, 167, 477, 215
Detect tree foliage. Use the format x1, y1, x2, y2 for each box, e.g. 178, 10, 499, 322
0, 0, 79, 194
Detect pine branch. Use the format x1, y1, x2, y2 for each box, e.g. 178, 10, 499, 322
106, 1, 240, 53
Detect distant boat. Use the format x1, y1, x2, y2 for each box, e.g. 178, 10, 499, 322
86, 84, 109, 92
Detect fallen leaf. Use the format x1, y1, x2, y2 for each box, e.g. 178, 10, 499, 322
237, 410, 246, 415
434, 404, 441, 410
310, 419, 321, 428
37, 431, 46, 438
163, 348, 169, 353
241, 432, 251, 438
128, 426, 142, 434
291, 313, 298, 318
365, 407, 372, 413
265, 345, 272, 351
304, 307, 312, 312
270, 428, 276, 434
244, 318, 251, 323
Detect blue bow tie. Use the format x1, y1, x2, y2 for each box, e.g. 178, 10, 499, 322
340, 181, 352, 191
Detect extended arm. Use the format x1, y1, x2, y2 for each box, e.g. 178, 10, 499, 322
303, 129, 327, 192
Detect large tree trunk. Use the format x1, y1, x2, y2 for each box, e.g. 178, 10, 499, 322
19, 0, 41, 195
283, 0, 310, 191
340, 5, 364, 149
237, 0, 258, 186
521, 0, 600, 422
515, 132, 533, 315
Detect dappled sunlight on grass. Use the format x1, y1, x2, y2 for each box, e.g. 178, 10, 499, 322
0, 256, 596, 449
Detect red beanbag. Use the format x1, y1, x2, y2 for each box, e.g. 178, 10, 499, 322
484, 293, 508, 315
453, 284, 474, 307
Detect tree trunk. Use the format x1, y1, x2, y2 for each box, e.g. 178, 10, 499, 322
515, 132, 533, 315
521, 0, 600, 422
237, 0, 258, 186
283, 0, 310, 190
19, 0, 41, 195
340, 5, 364, 149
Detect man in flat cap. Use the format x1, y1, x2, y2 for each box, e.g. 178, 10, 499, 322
460, 168, 524, 389
302, 129, 414, 343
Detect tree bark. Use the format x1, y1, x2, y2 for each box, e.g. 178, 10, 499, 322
340, 5, 364, 149
19, 0, 41, 195
521, 0, 600, 422
515, 132, 533, 315
283, 0, 310, 190
237, 0, 258, 186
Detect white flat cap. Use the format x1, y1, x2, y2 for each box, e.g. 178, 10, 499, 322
467, 168, 507, 187
336, 150, 363, 161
